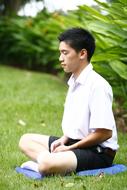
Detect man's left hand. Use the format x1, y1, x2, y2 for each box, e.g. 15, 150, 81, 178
53, 145, 71, 153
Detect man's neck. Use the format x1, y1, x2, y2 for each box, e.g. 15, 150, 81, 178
73, 62, 89, 80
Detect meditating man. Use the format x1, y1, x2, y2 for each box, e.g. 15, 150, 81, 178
19, 27, 119, 175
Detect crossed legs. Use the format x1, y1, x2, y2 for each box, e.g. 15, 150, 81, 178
19, 133, 77, 175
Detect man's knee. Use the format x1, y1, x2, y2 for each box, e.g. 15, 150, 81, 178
38, 152, 76, 175
38, 154, 56, 175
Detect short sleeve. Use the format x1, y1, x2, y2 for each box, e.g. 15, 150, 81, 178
89, 82, 115, 130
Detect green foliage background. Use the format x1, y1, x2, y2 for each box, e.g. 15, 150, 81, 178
0, 0, 127, 124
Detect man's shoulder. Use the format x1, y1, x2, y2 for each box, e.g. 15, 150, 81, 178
88, 70, 112, 94
90, 70, 111, 86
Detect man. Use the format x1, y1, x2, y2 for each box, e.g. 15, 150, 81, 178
19, 28, 119, 175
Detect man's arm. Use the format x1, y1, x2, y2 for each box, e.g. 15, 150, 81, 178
69, 128, 112, 149
53, 129, 112, 153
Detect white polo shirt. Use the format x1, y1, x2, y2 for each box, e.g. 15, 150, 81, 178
62, 63, 119, 150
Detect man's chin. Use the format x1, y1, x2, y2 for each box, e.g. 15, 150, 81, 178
63, 68, 71, 73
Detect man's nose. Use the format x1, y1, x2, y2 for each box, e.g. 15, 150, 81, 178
59, 54, 64, 62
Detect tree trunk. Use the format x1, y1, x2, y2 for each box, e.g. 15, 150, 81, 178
3, 0, 26, 16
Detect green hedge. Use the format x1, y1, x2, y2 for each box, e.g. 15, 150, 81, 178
0, 10, 63, 73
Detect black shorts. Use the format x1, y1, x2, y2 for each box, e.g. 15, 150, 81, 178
49, 136, 115, 172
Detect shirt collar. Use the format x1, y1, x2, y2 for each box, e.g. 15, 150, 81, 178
68, 63, 93, 87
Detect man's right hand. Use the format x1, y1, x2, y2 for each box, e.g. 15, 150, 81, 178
50, 136, 69, 153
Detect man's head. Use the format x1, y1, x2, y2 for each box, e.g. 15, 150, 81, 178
58, 28, 95, 77
58, 27, 95, 62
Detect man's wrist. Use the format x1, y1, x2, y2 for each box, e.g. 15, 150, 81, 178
60, 135, 69, 144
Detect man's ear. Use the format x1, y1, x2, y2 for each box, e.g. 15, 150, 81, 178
80, 49, 87, 60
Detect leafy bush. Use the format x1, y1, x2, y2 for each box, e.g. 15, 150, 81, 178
0, 10, 62, 73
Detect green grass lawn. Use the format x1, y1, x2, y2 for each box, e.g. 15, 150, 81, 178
0, 65, 127, 190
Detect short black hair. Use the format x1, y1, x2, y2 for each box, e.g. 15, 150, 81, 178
58, 27, 95, 62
